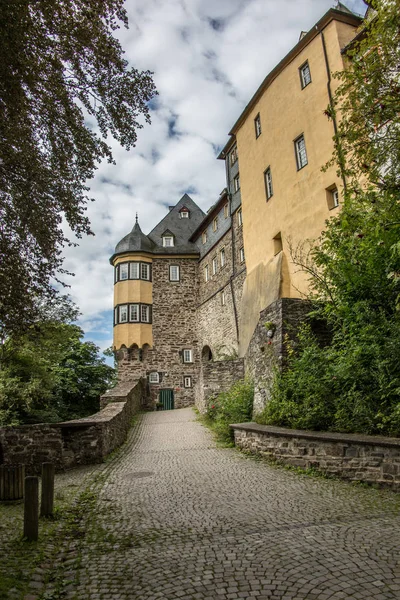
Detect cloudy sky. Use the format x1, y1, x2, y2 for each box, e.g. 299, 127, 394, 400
62, 0, 366, 358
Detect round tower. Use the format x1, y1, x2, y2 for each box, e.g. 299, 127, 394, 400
110, 217, 154, 352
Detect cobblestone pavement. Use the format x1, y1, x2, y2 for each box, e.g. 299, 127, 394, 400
63, 408, 400, 600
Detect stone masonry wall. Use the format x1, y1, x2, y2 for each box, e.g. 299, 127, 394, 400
232, 423, 400, 491
195, 358, 245, 413
0, 380, 145, 474
245, 298, 311, 416
117, 257, 199, 409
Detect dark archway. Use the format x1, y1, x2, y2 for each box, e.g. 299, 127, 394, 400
202, 345, 213, 363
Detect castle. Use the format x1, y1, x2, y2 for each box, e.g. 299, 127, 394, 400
110, 5, 363, 412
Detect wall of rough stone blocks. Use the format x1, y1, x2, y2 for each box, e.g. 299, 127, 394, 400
0, 379, 146, 474
195, 358, 245, 413
232, 422, 400, 491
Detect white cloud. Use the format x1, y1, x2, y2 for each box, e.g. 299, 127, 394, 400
60, 0, 367, 351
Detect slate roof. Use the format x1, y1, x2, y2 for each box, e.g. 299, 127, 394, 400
110, 194, 205, 262
147, 194, 205, 255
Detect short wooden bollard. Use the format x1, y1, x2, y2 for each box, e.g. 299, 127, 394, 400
0, 465, 25, 502
24, 476, 39, 541
40, 462, 55, 517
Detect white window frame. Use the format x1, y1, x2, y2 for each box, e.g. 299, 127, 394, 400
221, 290, 226, 306
202, 231, 207, 244
234, 174, 240, 192
119, 305, 128, 323
169, 265, 180, 281
295, 135, 308, 170
237, 208, 242, 227
299, 61, 311, 89
120, 263, 129, 281
141, 305, 150, 323
129, 304, 139, 322
183, 349, 193, 363
265, 166, 273, 200
114, 307, 118, 325
212, 257, 217, 275
239, 247, 245, 263
220, 247, 225, 268
213, 217, 218, 232
162, 235, 174, 247
180, 210, 189, 219
149, 372, 160, 384
140, 263, 150, 280
230, 146, 238, 165
254, 113, 262, 138
204, 264, 209, 282
332, 188, 339, 208
129, 262, 139, 279
184, 376, 192, 388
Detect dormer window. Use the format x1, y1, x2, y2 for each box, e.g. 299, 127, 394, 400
162, 235, 174, 247
179, 207, 190, 219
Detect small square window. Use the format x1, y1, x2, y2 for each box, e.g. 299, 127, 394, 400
233, 174, 240, 193
295, 135, 308, 170
130, 262, 139, 279
120, 263, 129, 281
299, 61, 311, 89
213, 217, 218, 232
163, 236, 174, 247
130, 304, 139, 322
254, 113, 262, 138
221, 290, 226, 306
224, 203, 229, 218
149, 372, 159, 384
230, 146, 238, 165
220, 248, 225, 268
180, 210, 189, 219
169, 265, 180, 281
141, 305, 150, 323
239, 247, 245, 263
237, 208, 243, 227
184, 376, 192, 388
264, 166, 273, 200
183, 349, 193, 363
141, 263, 150, 280
119, 305, 128, 323
212, 257, 217, 275
326, 186, 340, 210
202, 231, 207, 244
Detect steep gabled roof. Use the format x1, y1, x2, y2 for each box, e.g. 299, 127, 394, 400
148, 194, 205, 254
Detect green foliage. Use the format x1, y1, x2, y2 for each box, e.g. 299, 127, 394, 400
0, 1, 156, 335
263, 1, 400, 437
0, 318, 116, 426
204, 379, 254, 443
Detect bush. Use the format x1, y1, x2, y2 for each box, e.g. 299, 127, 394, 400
205, 379, 254, 443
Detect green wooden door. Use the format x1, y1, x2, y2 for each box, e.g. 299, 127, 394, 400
159, 389, 174, 410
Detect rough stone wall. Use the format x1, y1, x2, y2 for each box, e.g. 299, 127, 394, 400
198, 229, 233, 305
118, 257, 199, 409
0, 380, 146, 474
245, 298, 311, 416
0, 425, 64, 474
232, 423, 400, 491
195, 358, 245, 413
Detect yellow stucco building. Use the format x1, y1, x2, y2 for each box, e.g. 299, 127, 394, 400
218, 5, 362, 354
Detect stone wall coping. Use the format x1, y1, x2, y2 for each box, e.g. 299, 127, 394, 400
230, 422, 400, 448
101, 380, 140, 398
52, 402, 126, 429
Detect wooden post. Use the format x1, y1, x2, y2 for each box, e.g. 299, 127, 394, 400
24, 476, 39, 541
40, 462, 55, 517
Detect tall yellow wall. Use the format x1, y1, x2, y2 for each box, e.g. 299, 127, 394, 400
112, 253, 153, 350
236, 20, 356, 299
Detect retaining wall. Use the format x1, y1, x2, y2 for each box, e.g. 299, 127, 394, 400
0, 379, 145, 474
195, 358, 245, 413
231, 422, 400, 491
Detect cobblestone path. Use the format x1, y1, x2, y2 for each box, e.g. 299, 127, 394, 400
71, 408, 399, 600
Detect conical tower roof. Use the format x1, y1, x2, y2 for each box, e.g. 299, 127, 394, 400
110, 216, 154, 263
